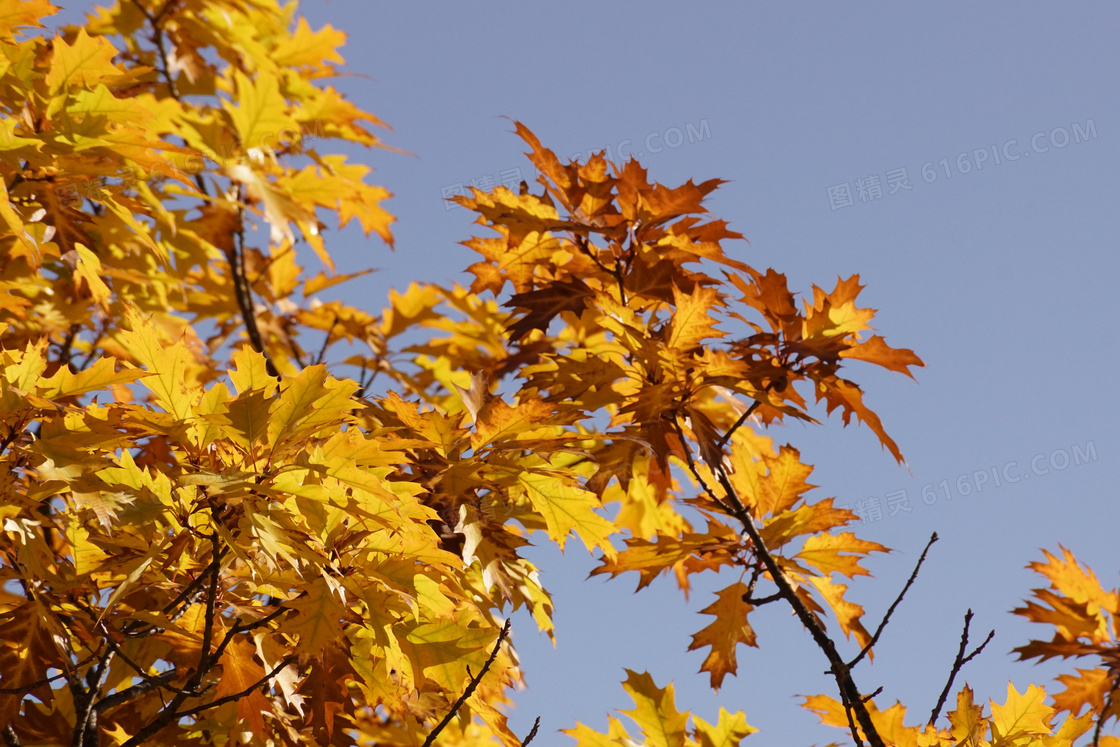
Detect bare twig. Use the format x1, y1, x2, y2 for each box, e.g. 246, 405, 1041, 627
848, 532, 938, 670
928, 609, 995, 726
717, 395, 764, 449
520, 716, 541, 746
314, 315, 339, 366
741, 591, 782, 605
1092, 688, 1115, 747
421, 619, 511, 747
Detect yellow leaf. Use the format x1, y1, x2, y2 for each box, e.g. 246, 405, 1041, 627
272, 17, 345, 68
72, 244, 111, 308
470, 398, 554, 450
795, 532, 889, 579
839, 334, 924, 379
990, 682, 1053, 741
46, 27, 119, 93
287, 576, 348, 654
668, 284, 724, 350
518, 472, 616, 558
687, 582, 757, 689
118, 308, 200, 421
214, 637, 271, 736
562, 715, 634, 746
228, 346, 279, 395
0, 0, 57, 41
807, 575, 872, 649
692, 707, 757, 747
223, 70, 297, 159
38, 356, 144, 398
946, 685, 988, 745
620, 670, 689, 747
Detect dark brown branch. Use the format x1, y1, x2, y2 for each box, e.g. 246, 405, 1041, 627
1092, 688, 1115, 747
191, 529, 223, 689
0, 670, 68, 694
717, 395, 764, 449
227, 222, 280, 379
928, 609, 995, 726
519, 716, 541, 746
708, 461, 886, 747
170, 656, 295, 720
209, 606, 292, 665
72, 646, 115, 747
848, 532, 938, 670
131, 0, 210, 197
94, 669, 181, 713
741, 591, 782, 605
314, 316, 339, 366
120, 531, 226, 747
421, 619, 511, 747
55, 323, 81, 370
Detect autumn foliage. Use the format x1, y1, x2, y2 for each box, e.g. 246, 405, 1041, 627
0, 2, 1115, 746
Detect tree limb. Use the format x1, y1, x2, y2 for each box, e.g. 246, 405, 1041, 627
848, 532, 938, 670
928, 609, 995, 726
170, 656, 296, 720
709, 462, 886, 747
421, 619, 511, 747
519, 716, 541, 747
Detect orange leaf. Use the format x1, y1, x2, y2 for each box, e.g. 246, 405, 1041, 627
687, 582, 757, 689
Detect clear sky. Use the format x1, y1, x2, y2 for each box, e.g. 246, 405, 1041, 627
71, 2, 1120, 744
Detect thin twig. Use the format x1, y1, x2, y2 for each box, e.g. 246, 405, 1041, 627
314, 316, 339, 366
1092, 688, 1115, 747
170, 656, 295, 720
94, 669, 181, 713
421, 619, 511, 747
741, 591, 782, 605
848, 532, 938, 670
928, 609, 995, 726
519, 716, 541, 746
717, 396, 763, 449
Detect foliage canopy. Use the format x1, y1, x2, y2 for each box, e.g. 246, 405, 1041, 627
0, 2, 1116, 746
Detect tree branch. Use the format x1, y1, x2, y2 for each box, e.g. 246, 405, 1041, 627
169, 656, 295, 720
72, 647, 115, 747
1092, 688, 1115, 747
94, 669, 181, 713
119, 530, 226, 747
421, 619, 511, 747
928, 609, 995, 726
227, 222, 280, 379
848, 532, 938, 670
708, 461, 887, 747
519, 716, 541, 747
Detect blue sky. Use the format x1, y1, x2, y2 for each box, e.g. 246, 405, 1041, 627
66, 1, 1120, 744
295, 3, 1119, 745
